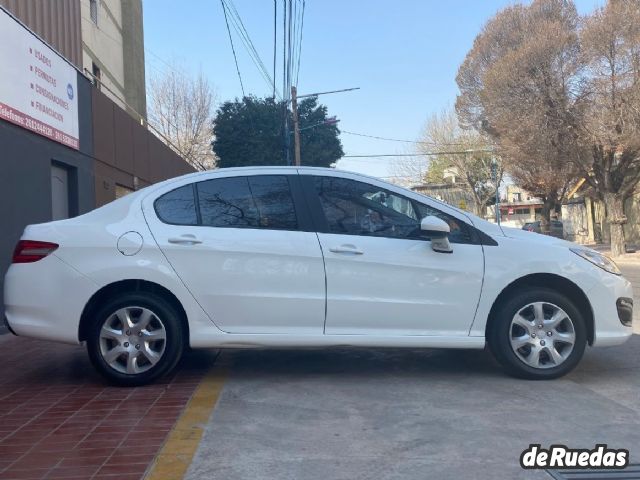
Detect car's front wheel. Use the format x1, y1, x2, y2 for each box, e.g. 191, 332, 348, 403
488, 288, 587, 379
87, 293, 184, 386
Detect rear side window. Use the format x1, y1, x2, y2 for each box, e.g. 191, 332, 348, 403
154, 184, 198, 225
154, 175, 298, 230
247, 176, 298, 229
197, 177, 257, 228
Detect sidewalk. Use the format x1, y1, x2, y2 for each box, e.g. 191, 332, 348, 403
0, 336, 215, 479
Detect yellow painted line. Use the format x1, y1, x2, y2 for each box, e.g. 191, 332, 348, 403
145, 366, 226, 480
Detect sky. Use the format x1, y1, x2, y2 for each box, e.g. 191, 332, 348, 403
143, 0, 604, 180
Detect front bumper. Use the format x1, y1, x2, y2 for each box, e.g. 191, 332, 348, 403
587, 273, 634, 346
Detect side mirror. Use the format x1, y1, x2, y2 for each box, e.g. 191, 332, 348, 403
420, 215, 453, 253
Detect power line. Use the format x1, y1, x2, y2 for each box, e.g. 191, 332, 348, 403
282, 0, 286, 102
340, 129, 470, 146
343, 149, 493, 158
286, 0, 293, 99
222, 0, 282, 99
220, 0, 245, 96
273, 0, 277, 99
223, 0, 274, 96
290, 0, 297, 91
230, 0, 280, 95
294, 0, 305, 86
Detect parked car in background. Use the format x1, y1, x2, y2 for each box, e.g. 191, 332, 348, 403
4, 167, 633, 385
523, 220, 564, 238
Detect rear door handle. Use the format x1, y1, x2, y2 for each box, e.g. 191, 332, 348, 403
168, 234, 203, 245
329, 244, 363, 255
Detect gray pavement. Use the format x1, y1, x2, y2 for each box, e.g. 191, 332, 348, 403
186, 341, 640, 480
186, 262, 640, 480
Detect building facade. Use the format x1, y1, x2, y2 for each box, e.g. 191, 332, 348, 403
0, 6, 193, 318
0, 0, 147, 120
81, 0, 147, 120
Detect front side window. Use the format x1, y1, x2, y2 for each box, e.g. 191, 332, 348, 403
154, 175, 298, 231
313, 176, 472, 243
413, 202, 472, 244
313, 177, 420, 239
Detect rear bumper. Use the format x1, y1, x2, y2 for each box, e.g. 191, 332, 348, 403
588, 273, 634, 347
4, 254, 97, 344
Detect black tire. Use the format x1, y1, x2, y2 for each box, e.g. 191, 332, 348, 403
87, 292, 184, 386
488, 287, 587, 380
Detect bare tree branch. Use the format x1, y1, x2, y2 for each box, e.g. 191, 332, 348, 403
148, 63, 218, 171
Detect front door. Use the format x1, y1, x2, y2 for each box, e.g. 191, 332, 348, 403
144, 171, 326, 334
303, 173, 485, 336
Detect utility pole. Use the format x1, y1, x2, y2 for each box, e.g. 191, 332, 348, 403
286, 86, 358, 166
291, 86, 302, 166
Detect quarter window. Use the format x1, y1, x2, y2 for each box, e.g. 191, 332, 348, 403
154, 184, 197, 225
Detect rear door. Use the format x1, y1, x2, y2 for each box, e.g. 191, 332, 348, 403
143, 170, 326, 334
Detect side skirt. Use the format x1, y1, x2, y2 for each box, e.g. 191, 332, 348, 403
189, 333, 486, 350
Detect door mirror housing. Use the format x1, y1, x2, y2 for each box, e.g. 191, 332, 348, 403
420, 216, 453, 253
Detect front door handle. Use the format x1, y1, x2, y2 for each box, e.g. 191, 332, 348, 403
329, 244, 363, 255
168, 234, 203, 245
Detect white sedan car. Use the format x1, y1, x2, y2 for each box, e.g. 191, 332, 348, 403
4, 167, 633, 385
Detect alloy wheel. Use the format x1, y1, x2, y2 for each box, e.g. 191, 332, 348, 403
99, 306, 167, 374
509, 301, 576, 369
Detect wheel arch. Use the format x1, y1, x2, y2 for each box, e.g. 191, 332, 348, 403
78, 279, 190, 346
486, 273, 594, 346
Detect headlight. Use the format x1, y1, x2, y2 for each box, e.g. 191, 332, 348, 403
570, 247, 621, 275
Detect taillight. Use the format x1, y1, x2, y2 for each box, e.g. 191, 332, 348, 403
12, 240, 59, 263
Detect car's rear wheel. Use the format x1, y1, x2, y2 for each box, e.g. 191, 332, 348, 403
488, 288, 587, 379
87, 293, 184, 386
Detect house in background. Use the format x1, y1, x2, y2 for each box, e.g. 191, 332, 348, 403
486, 185, 544, 227
412, 183, 477, 212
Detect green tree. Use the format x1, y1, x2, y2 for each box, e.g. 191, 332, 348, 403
420, 108, 501, 217
213, 96, 343, 168
424, 156, 449, 184
296, 97, 344, 167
